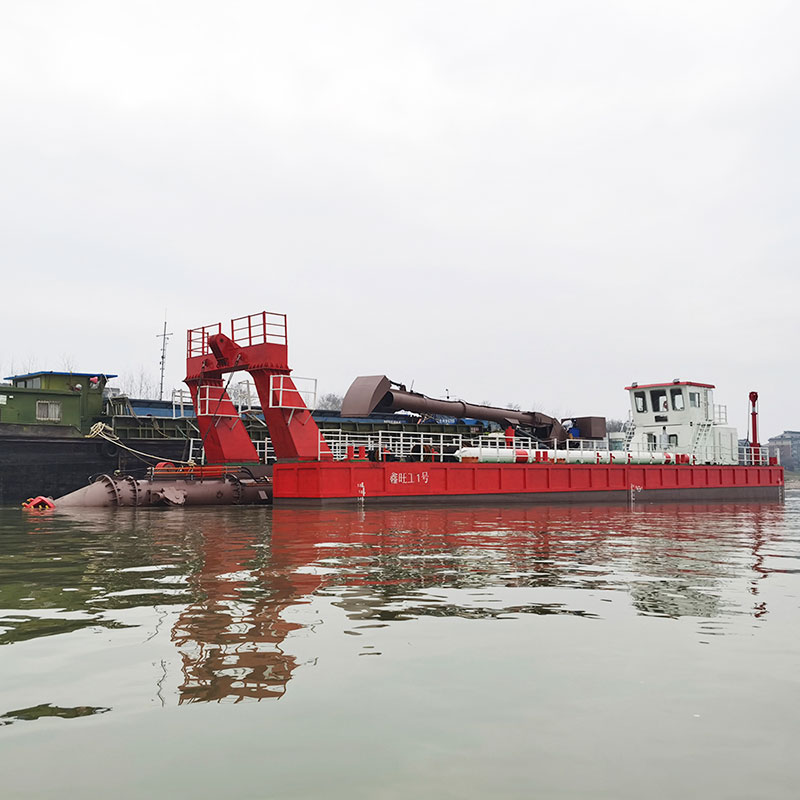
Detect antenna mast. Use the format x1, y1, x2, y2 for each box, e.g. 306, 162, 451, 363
157, 317, 173, 401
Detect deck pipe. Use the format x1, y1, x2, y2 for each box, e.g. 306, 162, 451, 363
453, 448, 730, 465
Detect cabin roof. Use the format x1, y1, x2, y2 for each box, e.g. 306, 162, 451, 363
3, 371, 118, 380
624, 381, 715, 391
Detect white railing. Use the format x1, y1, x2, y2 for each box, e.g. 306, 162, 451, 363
254, 439, 276, 464
187, 437, 275, 465
196, 385, 238, 418
319, 429, 774, 467
714, 404, 728, 424
320, 428, 465, 462
269, 374, 317, 410
171, 383, 265, 419
172, 389, 194, 418
189, 429, 773, 468
563, 437, 610, 452
738, 446, 773, 466
318, 429, 606, 463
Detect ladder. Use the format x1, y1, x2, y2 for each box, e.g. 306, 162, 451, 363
690, 420, 713, 462
187, 438, 205, 465
623, 420, 636, 450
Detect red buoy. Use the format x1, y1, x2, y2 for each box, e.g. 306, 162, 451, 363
22, 496, 56, 510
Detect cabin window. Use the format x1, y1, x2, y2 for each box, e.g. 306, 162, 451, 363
689, 392, 700, 408
634, 391, 647, 413
645, 433, 657, 450
36, 401, 62, 422
650, 390, 668, 412
670, 388, 685, 411
668, 434, 678, 447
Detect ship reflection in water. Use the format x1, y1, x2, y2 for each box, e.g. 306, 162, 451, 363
0, 498, 790, 711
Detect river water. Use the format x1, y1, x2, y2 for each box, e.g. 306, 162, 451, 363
0, 494, 798, 799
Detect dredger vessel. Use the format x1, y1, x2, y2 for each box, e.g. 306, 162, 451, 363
31, 310, 783, 508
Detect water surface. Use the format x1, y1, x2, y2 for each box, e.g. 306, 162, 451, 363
1, 496, 798, 799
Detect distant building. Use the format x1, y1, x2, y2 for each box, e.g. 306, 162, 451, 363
767, 431, 800, 470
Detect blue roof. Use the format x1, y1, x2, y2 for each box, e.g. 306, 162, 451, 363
126, 404, 179, 417
4, 371, 118, 380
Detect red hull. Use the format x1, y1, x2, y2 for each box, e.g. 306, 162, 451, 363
273, 461, 784, 504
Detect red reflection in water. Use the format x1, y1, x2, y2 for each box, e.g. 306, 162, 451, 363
170, 528, 322, 704
168, 500, 783, 703
271, 501, 782, 585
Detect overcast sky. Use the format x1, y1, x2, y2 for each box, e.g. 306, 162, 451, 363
1, 1, 797, 437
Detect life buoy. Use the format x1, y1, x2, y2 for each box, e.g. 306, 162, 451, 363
22, 496, 56, 510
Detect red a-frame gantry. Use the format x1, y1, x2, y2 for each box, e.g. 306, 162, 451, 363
185, 312, 332, 465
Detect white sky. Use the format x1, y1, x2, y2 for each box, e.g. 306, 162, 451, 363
1, 1, 797, 437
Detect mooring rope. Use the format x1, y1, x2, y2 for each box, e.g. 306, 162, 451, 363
86, 422, 197, 466
87, 357, 244, 468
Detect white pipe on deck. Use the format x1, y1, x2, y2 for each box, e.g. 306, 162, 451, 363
454, 448, 687, 465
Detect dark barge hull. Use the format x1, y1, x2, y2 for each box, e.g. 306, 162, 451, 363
0, 436, 189, 505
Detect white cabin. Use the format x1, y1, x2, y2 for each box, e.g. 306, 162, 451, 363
624, 380, 739, 465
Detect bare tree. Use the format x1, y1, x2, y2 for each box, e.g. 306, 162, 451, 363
20, 355, 38, 375
117, 366, 158, 398
317, 393, 343, 411
606, 418, 625, 432
228, 380, 258, 410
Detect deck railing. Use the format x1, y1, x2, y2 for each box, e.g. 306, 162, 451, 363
319, 428, 465, 462
269, 374, 317, 410
738, 445, 773, 466
171, 389, 194, 418
316, 430, 777, 467
318, 430, 609, 463
184, 433, 777, 468
187, 437, 275, 465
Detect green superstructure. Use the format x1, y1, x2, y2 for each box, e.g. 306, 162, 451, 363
0, 371, 116, 437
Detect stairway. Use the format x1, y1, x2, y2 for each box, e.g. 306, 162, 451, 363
690, 420, 713, 462
623, 420, 636, 450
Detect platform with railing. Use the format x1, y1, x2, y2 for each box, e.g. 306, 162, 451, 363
187, 312, 288, 359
